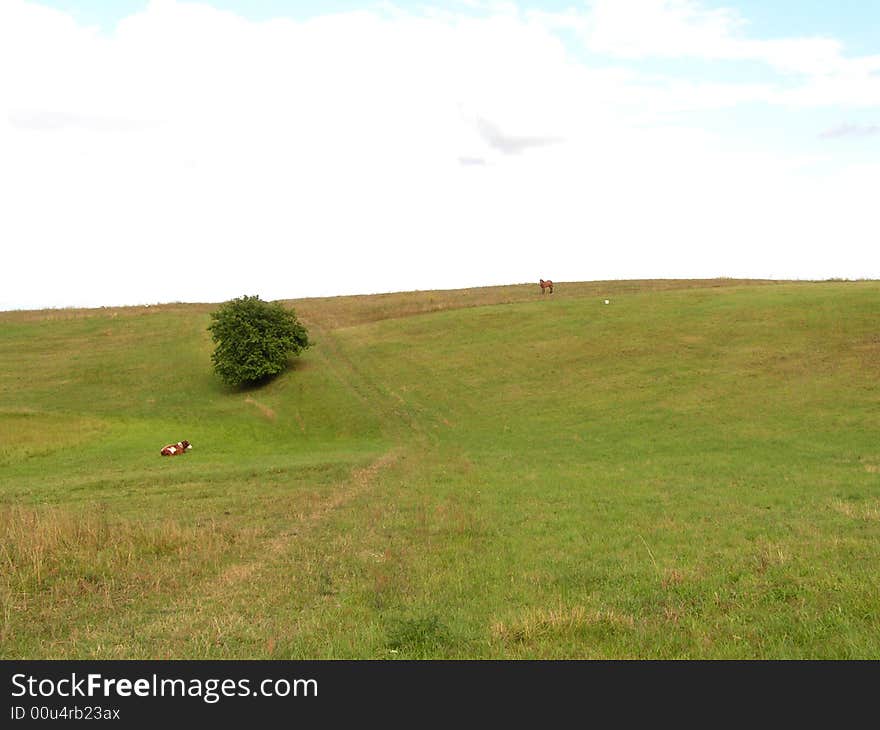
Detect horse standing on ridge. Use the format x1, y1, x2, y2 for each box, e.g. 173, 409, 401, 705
539, 279, 554, 294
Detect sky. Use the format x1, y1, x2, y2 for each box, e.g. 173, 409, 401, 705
1, 0, 878, 310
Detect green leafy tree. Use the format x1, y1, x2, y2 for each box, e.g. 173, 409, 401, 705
208, 295, 311, 387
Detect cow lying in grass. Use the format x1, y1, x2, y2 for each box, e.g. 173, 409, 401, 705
160, 440, 192, 456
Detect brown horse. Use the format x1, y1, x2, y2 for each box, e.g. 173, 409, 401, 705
539, 279, 554, 294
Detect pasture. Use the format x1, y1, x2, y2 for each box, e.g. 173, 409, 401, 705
1, 279, 878, 658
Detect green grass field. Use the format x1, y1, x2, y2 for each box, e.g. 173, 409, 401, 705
1, 279, 878, 659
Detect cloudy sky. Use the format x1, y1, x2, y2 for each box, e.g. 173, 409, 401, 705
1, 0, 878, 310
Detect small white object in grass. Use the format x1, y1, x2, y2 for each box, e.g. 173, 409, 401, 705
604, 299, 610, 305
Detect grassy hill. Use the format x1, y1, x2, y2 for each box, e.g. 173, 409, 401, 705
1, 279, 878, 658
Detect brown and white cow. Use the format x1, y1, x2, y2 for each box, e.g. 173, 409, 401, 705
160, 440, 192, 456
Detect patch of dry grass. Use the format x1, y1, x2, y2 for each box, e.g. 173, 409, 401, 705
490, 605, 636, 644
830, 499, 880, 521
0, 504, 258, 654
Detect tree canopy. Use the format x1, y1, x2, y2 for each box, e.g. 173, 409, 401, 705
208, 295, 311, 387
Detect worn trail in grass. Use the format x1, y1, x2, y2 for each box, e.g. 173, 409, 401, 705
1, 280, 878, 658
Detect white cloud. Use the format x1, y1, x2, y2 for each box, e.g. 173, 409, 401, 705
582, 0, 836, 73
583, 0, 745, 60
819, 123, 880, 139
576, 0, 880, 107
0, 0, 877, 310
